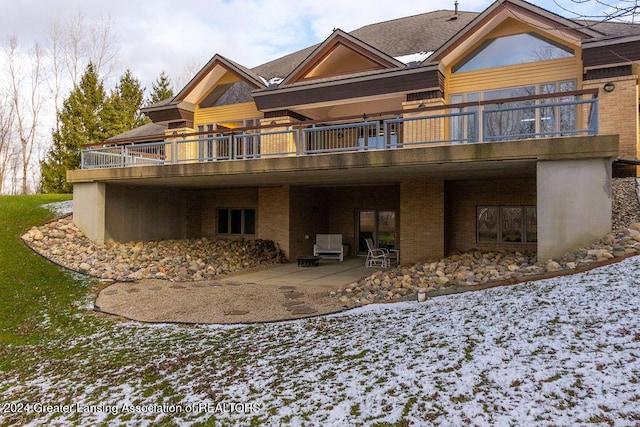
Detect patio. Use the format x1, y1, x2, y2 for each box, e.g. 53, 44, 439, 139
94, 258, 377, 324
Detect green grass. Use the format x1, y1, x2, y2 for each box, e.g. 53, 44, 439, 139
0, 195, 99, 350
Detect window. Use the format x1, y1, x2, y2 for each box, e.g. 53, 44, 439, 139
217, 208, 256, 235
477, 206, 536, 243
197, 124, 216, 160
453, 33, 573, 73
450, 80, 577, 142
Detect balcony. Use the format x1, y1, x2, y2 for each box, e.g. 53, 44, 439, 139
80, 90, 599, 170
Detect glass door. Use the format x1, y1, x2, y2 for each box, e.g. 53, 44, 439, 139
357, 210, 396, 254
377, 211, 396, 250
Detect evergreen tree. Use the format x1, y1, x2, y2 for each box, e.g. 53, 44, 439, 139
148, 71, 174, 104
101, 69, 148, 136
41, 63, 107, 193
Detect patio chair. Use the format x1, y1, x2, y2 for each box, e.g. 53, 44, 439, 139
365, 238, 389, 268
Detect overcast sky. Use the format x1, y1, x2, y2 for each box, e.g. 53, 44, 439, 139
0, 0, 608, 93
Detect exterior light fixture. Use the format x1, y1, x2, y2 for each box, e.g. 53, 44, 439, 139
603, 82, 615, 93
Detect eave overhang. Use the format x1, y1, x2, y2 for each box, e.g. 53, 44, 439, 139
582, 34, 640, 69
174, 54, 267, 104
253, 65, 442, 111
140, 100, 195, 124
430, 0, 602, 63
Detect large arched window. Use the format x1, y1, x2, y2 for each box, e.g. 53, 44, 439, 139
453, 33, 574, 73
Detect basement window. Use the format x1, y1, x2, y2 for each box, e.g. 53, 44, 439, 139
218, 208, 256, 235
477, 206, 536, 244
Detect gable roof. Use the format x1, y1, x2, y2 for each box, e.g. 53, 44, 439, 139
251, 2, 640, 82
430, 0, 605, 63
174, 54, 267, 103
251, 9, 478, 81
280, 29, 405, 85
105, 122, 167, 143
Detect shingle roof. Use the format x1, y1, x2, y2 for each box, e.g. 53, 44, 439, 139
251, 8, 640, 81
580, 20, 640, 38
252, 10, 477, 80
105, 122, 167, 142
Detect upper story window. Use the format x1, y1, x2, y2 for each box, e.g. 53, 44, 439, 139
453, 33, 574, 73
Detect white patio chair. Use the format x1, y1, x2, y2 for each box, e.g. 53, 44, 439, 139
365, 238, 389, 268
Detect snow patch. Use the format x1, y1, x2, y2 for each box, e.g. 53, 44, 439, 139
41, 200, 73, 216
395, 51, 433, 65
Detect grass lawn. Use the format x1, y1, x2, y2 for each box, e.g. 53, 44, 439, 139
1, 195, 640, 426
0, 195, 99, 348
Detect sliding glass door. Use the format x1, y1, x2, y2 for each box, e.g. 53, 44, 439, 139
357, 210, 396, 254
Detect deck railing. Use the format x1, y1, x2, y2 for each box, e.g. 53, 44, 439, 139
80, 90, 599, 169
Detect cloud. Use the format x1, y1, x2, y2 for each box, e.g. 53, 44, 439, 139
3, 0, 604, 97
1, 0, 499, 91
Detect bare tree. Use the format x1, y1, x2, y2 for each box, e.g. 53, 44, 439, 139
89, 14, 120, 84
48, 23, 65, 134
174, 59, 204, 94
0, 96, 15, 193
5, 36, 45, 194
48, 12, 120, 135
553, 0, 638, 23
59, 11, 120, 89
63, 11, 88, 89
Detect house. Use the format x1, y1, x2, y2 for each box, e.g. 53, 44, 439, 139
68, 0, 640, 264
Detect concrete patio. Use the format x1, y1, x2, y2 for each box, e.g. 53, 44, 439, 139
221, 258, 372, 287
94, 258, 377, 324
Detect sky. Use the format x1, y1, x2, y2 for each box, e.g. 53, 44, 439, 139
0, 0, 607, 93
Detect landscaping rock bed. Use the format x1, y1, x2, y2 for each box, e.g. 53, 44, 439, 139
333, 224, 640, 306
612, 177, 640, 231
333, 178, 640, 306
22, 217, 286, 282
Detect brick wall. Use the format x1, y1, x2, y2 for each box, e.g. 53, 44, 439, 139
446, 177, 536, 253
190, 188, 259, 238
289, 187, 328, 258
400, 180, 444, 264
584, 76, 639, 164
258, 186, 290, 257
325, 186, 400, 255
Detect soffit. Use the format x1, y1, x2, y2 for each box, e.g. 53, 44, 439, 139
174, 55, 266, 105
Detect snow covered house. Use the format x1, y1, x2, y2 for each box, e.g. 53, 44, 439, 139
68, 0, 640, 263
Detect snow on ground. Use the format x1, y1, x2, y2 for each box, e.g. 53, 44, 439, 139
41, 200, 73, 216
2, 256, 640, 426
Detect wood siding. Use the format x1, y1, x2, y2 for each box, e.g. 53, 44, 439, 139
447, 57, 581, 95
194, 102, 262, 127
583, 40, 640, 68
147, 108, 194, 124
254, 68, 441, 110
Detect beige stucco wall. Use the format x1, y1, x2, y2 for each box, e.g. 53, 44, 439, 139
537, 158, 613, 261
104, 185, 187, 242
73, 182, 106, 245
